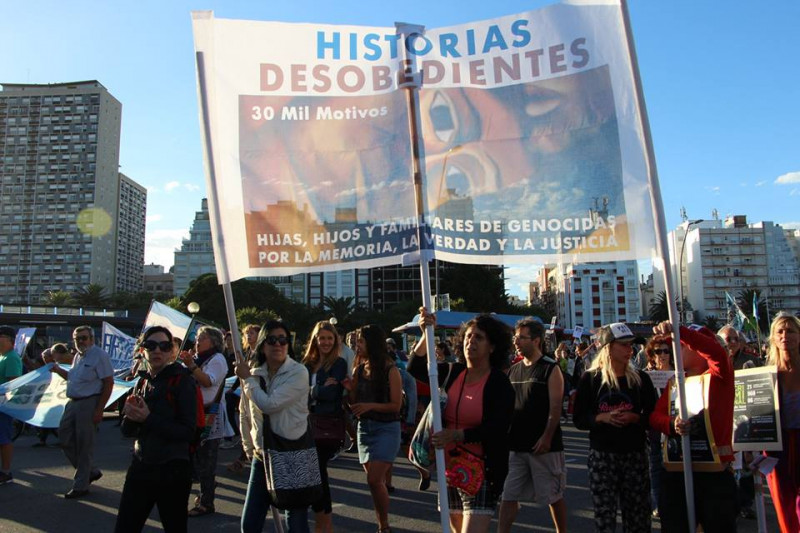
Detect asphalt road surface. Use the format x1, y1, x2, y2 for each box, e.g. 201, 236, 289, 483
1, 416, 778, 532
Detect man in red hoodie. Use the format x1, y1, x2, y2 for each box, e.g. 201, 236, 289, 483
649, 321, 736, 533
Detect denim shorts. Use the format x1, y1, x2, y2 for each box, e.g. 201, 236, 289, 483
357, 419, 401, 464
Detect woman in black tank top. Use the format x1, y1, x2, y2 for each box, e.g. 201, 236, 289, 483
348, 324, 402, 533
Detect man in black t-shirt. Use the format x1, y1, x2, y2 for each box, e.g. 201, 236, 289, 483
498, 319, 567, 533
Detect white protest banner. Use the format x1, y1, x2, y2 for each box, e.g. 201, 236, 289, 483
143, 301, 192, 341
101, 322, 137, 372
192, 1, 656, 281
14, 327, 36, 357
0, 365, 134, 428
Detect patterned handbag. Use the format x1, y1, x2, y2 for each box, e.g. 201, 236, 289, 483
445, 445, 485, 496
259, 378, 323, 510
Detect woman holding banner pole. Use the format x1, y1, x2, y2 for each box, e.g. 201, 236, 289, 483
408, 309, 514, 533
765, 312, 800, 533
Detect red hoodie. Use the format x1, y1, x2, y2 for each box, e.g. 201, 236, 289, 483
650, 325, 734, 463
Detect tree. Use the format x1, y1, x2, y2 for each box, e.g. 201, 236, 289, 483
71, 284, 109, 308
42, 290, 71, 306
236, 306, 279, 328
322, 296, 356, 323
108, 291, 153, 311
440, 264, 507, 312
648, 291, 691, 323
701, 315, 722, 332
737, 289, 769, 333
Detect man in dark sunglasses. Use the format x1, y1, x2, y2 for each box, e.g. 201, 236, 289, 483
45, 325, 114, 500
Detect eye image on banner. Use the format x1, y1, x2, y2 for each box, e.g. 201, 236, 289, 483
421, 65, 627, 262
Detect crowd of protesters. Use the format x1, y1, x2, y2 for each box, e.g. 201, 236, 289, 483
0, 307, 796, 532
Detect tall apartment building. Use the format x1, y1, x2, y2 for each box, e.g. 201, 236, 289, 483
116, 172, 146, 293
143, 263, 174, 296
0, 80, 145, 304
655, 216, 800, 320
544, 260, 641, 329
173, 198, 216, 296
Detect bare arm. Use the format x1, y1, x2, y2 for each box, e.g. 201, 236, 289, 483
533, 365, 565, 454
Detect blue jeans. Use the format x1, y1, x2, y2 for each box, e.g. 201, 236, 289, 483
241, 458, 310, 533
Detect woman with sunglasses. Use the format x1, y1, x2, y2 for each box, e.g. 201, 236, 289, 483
349, 324, 403, 533
115, 326, 197, 532
643, 334, 673, 518
302, 321, 348, 533
236, 319, 311, 533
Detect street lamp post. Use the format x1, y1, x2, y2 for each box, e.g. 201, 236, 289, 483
678, 220, 703, 323
434, 145, 462, 304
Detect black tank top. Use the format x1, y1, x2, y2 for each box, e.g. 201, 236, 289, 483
354, 363, 400, 422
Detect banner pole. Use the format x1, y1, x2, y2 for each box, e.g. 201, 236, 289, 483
618, 1, 696, 530
395, 21, 450, 533
194, 50, 245, 364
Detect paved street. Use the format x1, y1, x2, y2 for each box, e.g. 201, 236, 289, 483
1, 415, 778, 532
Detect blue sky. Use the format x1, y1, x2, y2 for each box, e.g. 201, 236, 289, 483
2, 1, 798, 299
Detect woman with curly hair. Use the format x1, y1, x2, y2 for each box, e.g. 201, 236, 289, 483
643, 333, 673, 518
302, 321, 347, 533
408, 309, 515, 533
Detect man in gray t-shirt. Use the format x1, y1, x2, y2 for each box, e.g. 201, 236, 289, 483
47, 326, 113, 499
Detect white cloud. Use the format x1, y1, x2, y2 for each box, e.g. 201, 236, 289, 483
775, 171, 800, 185
780, 222, 800, 229
184, 183, 200, 192
144, 228, 189, 269
146, 185, 159, 193
146, 214, 163, 223
704, 186, 721, 195
755, 181, 767, 187
164, 181, 181, 192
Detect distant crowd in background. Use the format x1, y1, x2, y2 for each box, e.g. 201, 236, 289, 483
0, 309, 798, 533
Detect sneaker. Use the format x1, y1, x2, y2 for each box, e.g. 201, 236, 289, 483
0, 472, 13, 485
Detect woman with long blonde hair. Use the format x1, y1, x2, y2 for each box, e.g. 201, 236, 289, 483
573, 323, 657, 532
302, 321, 347, 533
765, 312, 800, 533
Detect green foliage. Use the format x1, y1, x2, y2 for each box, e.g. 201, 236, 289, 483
164, 296, 183, 311
701, 315, 722, 331
71, 284, 109, 308
736, 289, 769, 333
236, 307, 279, 329
109, 291, 153, 311
440, 264, 507, 312
322, 296, 356, 323
42, 290, 72, 306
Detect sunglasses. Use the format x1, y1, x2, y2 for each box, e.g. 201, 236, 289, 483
142, 340, 173, 352
653, 348, 671, 355
73, 335, 90, 342
265, 335, 289, 346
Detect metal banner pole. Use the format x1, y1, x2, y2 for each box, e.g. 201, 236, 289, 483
395, 21, 450, 533
618, 1, 695, 530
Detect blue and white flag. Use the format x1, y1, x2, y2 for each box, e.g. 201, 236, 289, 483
725, 291, 747, 330
14, 327, 36, 358
752, 292, 760, 323
0, 365, 135, 428
102, 322, 137, 372
143, 301, 192, 341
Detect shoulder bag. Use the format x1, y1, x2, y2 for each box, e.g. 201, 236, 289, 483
258, 377, 323, 510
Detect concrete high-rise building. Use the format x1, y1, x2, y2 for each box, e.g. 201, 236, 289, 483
173, 198, 215, 296
143, 263, 174, 296
116, 172, 146, 293
546, 260, 641, 329
0, 80, 146, 304
655, 216, 800, 320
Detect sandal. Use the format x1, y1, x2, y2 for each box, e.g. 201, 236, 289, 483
188, 504, 215, 517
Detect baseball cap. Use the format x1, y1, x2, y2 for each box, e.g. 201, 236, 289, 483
596, 323, 635, 348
